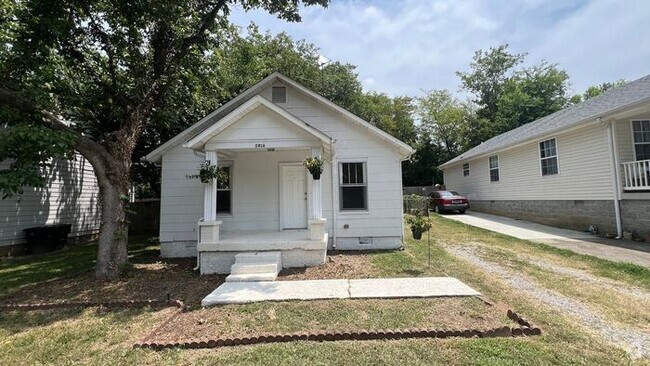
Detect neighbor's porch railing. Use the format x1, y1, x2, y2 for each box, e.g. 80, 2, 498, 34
622, 159, 650, 191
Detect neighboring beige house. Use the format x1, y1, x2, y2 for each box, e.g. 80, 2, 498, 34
440, 74, 650, 242
146, 73, 414, 276
0, 155, 102, 255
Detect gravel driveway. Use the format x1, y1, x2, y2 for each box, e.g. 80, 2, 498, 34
446, 245, 650, 359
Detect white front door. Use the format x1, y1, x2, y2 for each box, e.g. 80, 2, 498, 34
281, 165, 308, 229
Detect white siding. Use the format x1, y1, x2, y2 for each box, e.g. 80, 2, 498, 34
0, 154, 101, 247
159, 83, 405, 252
274, 85, 404, 240
444, 123, 614, 200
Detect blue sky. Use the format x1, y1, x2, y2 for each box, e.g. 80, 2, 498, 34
229, 0, 650, 98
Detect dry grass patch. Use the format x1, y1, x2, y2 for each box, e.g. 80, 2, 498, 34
148, 297, 512, 343
279, 250, 381, 280
1, 257, 224, 308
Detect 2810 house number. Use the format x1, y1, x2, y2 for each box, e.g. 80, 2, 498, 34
255, 143, 266, 148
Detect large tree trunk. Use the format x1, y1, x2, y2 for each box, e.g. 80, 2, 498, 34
77, 137, 133, 279
94, 166, 130, 279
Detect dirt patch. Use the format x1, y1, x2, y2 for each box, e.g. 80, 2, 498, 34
278, 250, 381, 280
0, 256, 224, 308
148, 297, 513, 343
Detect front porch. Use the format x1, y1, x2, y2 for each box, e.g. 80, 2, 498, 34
197, 227, 328, 275
184, 94, 332, 275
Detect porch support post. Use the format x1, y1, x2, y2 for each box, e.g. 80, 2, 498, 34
311, 147, 323, 219
309, 147, 326, 241
203, 150, 218, 221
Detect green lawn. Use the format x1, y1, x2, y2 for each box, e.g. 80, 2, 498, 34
0, 219, 647, 365
0, 237, 155, 298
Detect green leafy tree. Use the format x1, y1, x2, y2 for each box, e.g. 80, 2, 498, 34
457, 44, 526, 124
570, 79, 628, 104
353, 92, 416, 145
493, 61, 570, 134
417, 89, 474, 158
457, 44, 571, 146
0, 0, 328, 279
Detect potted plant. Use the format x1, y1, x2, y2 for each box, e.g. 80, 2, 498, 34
186, 161, 228, 184
303, 156, 325, 180
406, 213, 432, 240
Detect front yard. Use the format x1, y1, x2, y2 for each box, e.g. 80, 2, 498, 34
1, 215, 648, 365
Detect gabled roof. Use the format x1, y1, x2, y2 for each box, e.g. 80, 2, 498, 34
440, 73, 650, 168
145, 72, 414, 162
184, 95, 331, 149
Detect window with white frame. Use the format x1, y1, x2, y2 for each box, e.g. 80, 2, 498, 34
489, 155, 500, 182
632, 120, 650, 161
539, 138, 559, 176
216, 165, 231, 214
340, 162, 367, 210
462, 163, 470, 176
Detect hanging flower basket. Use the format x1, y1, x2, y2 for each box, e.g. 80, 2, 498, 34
186, 161, 228, 184
303, 156, 325, 180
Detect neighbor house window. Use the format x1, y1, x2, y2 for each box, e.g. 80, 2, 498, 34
632, 120, 650, 161
489, 155, 500, 182
271, 86, 287, 103
216, 166, 231, 214
539, 138, 559, 176
463, 163, 470, 176
340, 162, 367, 210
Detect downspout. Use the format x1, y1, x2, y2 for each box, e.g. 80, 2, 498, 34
603, 118, 623, 239
330, 138, 337, 249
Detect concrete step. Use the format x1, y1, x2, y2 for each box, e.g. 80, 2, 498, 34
225, 272, 278, 282
235, 251, 282, 265
231, 262, 279, 275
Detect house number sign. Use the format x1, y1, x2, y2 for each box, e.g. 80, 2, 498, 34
254, 143, 266, 148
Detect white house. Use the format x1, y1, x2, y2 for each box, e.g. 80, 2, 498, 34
0, 155, 102, 255
440, 74, 650, 242
145, 73, 414, 275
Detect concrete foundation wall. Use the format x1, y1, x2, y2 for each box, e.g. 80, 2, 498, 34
469, 199, 650, 241
199, 248, 327, 275
335, 236, 403, 250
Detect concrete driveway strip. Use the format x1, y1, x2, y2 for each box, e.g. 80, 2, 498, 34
201, 277, 480, 306
441, 211, 650, 267
348, 278, 480, 298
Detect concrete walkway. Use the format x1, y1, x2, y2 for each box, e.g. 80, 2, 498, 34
441, 211, 650, 267
201, 277, 480, 306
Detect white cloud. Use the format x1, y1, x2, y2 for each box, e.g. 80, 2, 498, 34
229, 0, 650, 97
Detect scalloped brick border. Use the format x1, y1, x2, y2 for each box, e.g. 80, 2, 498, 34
133, 306, 542, 350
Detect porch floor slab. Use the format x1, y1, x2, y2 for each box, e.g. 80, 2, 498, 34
201, 277, 480, 306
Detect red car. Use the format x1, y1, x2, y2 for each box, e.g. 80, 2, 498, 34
430, 190, 469, 214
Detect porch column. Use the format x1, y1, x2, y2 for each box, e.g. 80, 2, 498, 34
308, 147, 326, 241
311, 147, 323, 219
203, 150, 218, 221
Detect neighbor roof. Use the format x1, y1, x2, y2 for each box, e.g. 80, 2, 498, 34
440, 73, 650, 168
145, 72, 414, 163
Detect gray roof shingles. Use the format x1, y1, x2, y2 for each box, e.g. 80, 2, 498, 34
440, 74, 650, 168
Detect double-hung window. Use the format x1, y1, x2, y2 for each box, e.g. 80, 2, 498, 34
216, 165, 232, 214
539, 138, 559, 176
462, 163, 470, 176
340, 162, 367, 210
632, 120, 650, 161
489, 155, 499, 182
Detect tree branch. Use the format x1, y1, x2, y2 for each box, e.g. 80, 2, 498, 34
0, 86, 116, 173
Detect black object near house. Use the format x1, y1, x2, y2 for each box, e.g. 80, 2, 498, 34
23, 224, 72, 254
